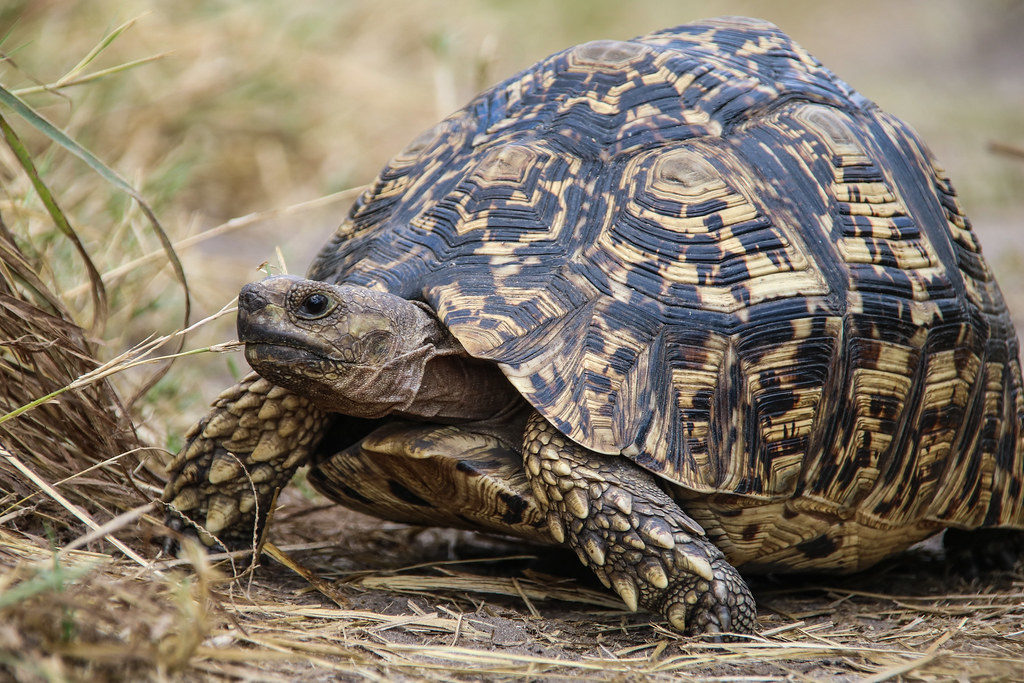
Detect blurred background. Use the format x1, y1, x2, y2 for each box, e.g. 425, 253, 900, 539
1, 0, 1022, 446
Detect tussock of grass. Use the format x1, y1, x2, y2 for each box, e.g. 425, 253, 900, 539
1, 2, 1022, 681
0, 216, 152, 540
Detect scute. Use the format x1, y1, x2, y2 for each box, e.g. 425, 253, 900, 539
652, 149, 720, 191
307, 17, 1024, 535
569, 40, 649, 69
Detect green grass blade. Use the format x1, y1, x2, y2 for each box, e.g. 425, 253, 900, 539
0, 82, 191, 402
13, 52, 171, 97
0, 112, 108, 331
1, 82, 146, 199
60, 14, 145, 85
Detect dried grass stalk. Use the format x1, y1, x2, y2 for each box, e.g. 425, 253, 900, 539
0, 214, 157, 541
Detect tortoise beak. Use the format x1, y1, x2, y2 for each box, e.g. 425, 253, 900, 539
237, 276, 295, 345
238, 280, 274, 316
236, 276, 335, 355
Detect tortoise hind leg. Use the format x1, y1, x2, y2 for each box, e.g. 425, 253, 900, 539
944, 527, 1024, 579
309, 422, 551, 544
522, 413, 756, 637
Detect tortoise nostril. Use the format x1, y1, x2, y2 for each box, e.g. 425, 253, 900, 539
238, 284, 268, 312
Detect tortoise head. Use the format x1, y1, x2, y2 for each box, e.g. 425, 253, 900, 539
237, 275, 452, 418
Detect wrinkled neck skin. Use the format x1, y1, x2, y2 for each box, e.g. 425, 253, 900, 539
309, 335, 524, 425
238, 276, 525, 429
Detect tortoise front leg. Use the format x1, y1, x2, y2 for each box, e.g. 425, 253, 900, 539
522, 413, 756, 636
161, 373, 329, 550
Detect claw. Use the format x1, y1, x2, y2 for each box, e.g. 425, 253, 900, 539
639, 558, 669, 589
611, 574, 639, 612
667, 602, 688, 631
703, 622, 724, 643
676, 552, 714, 582
161, 515, 184, 555
989, 542, 1021, 571
716, 604, 732, 632
582, 533, 606, 566
546, 514, 565, 543
204, 494, 241, 536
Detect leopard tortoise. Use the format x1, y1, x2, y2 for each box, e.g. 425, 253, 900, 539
162, 17, 1024, 636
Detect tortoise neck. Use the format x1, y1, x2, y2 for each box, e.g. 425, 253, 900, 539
397, 353, 525, 424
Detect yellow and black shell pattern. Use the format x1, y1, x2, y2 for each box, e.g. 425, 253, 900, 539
309, 18, 1024, 540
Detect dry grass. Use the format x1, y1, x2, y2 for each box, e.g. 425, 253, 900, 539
1, 2, 1022, 681
4, 506, 1023, 680
0, 222, 152, 539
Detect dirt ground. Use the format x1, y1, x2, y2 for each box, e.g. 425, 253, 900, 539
158, 485, 1024, 681
4, 483, 1023, 680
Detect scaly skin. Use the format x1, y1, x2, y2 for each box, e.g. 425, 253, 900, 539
161, 373, 329, 550
522, 412, 756, 636
163, 275, 760, 636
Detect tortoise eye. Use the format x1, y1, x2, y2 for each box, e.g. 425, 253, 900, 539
296, 292, 335, 319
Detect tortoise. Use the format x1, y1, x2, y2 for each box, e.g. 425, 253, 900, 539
162, 17, 1024, 636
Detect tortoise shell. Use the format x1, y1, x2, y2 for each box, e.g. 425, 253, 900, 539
308, 17, 1024, 537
